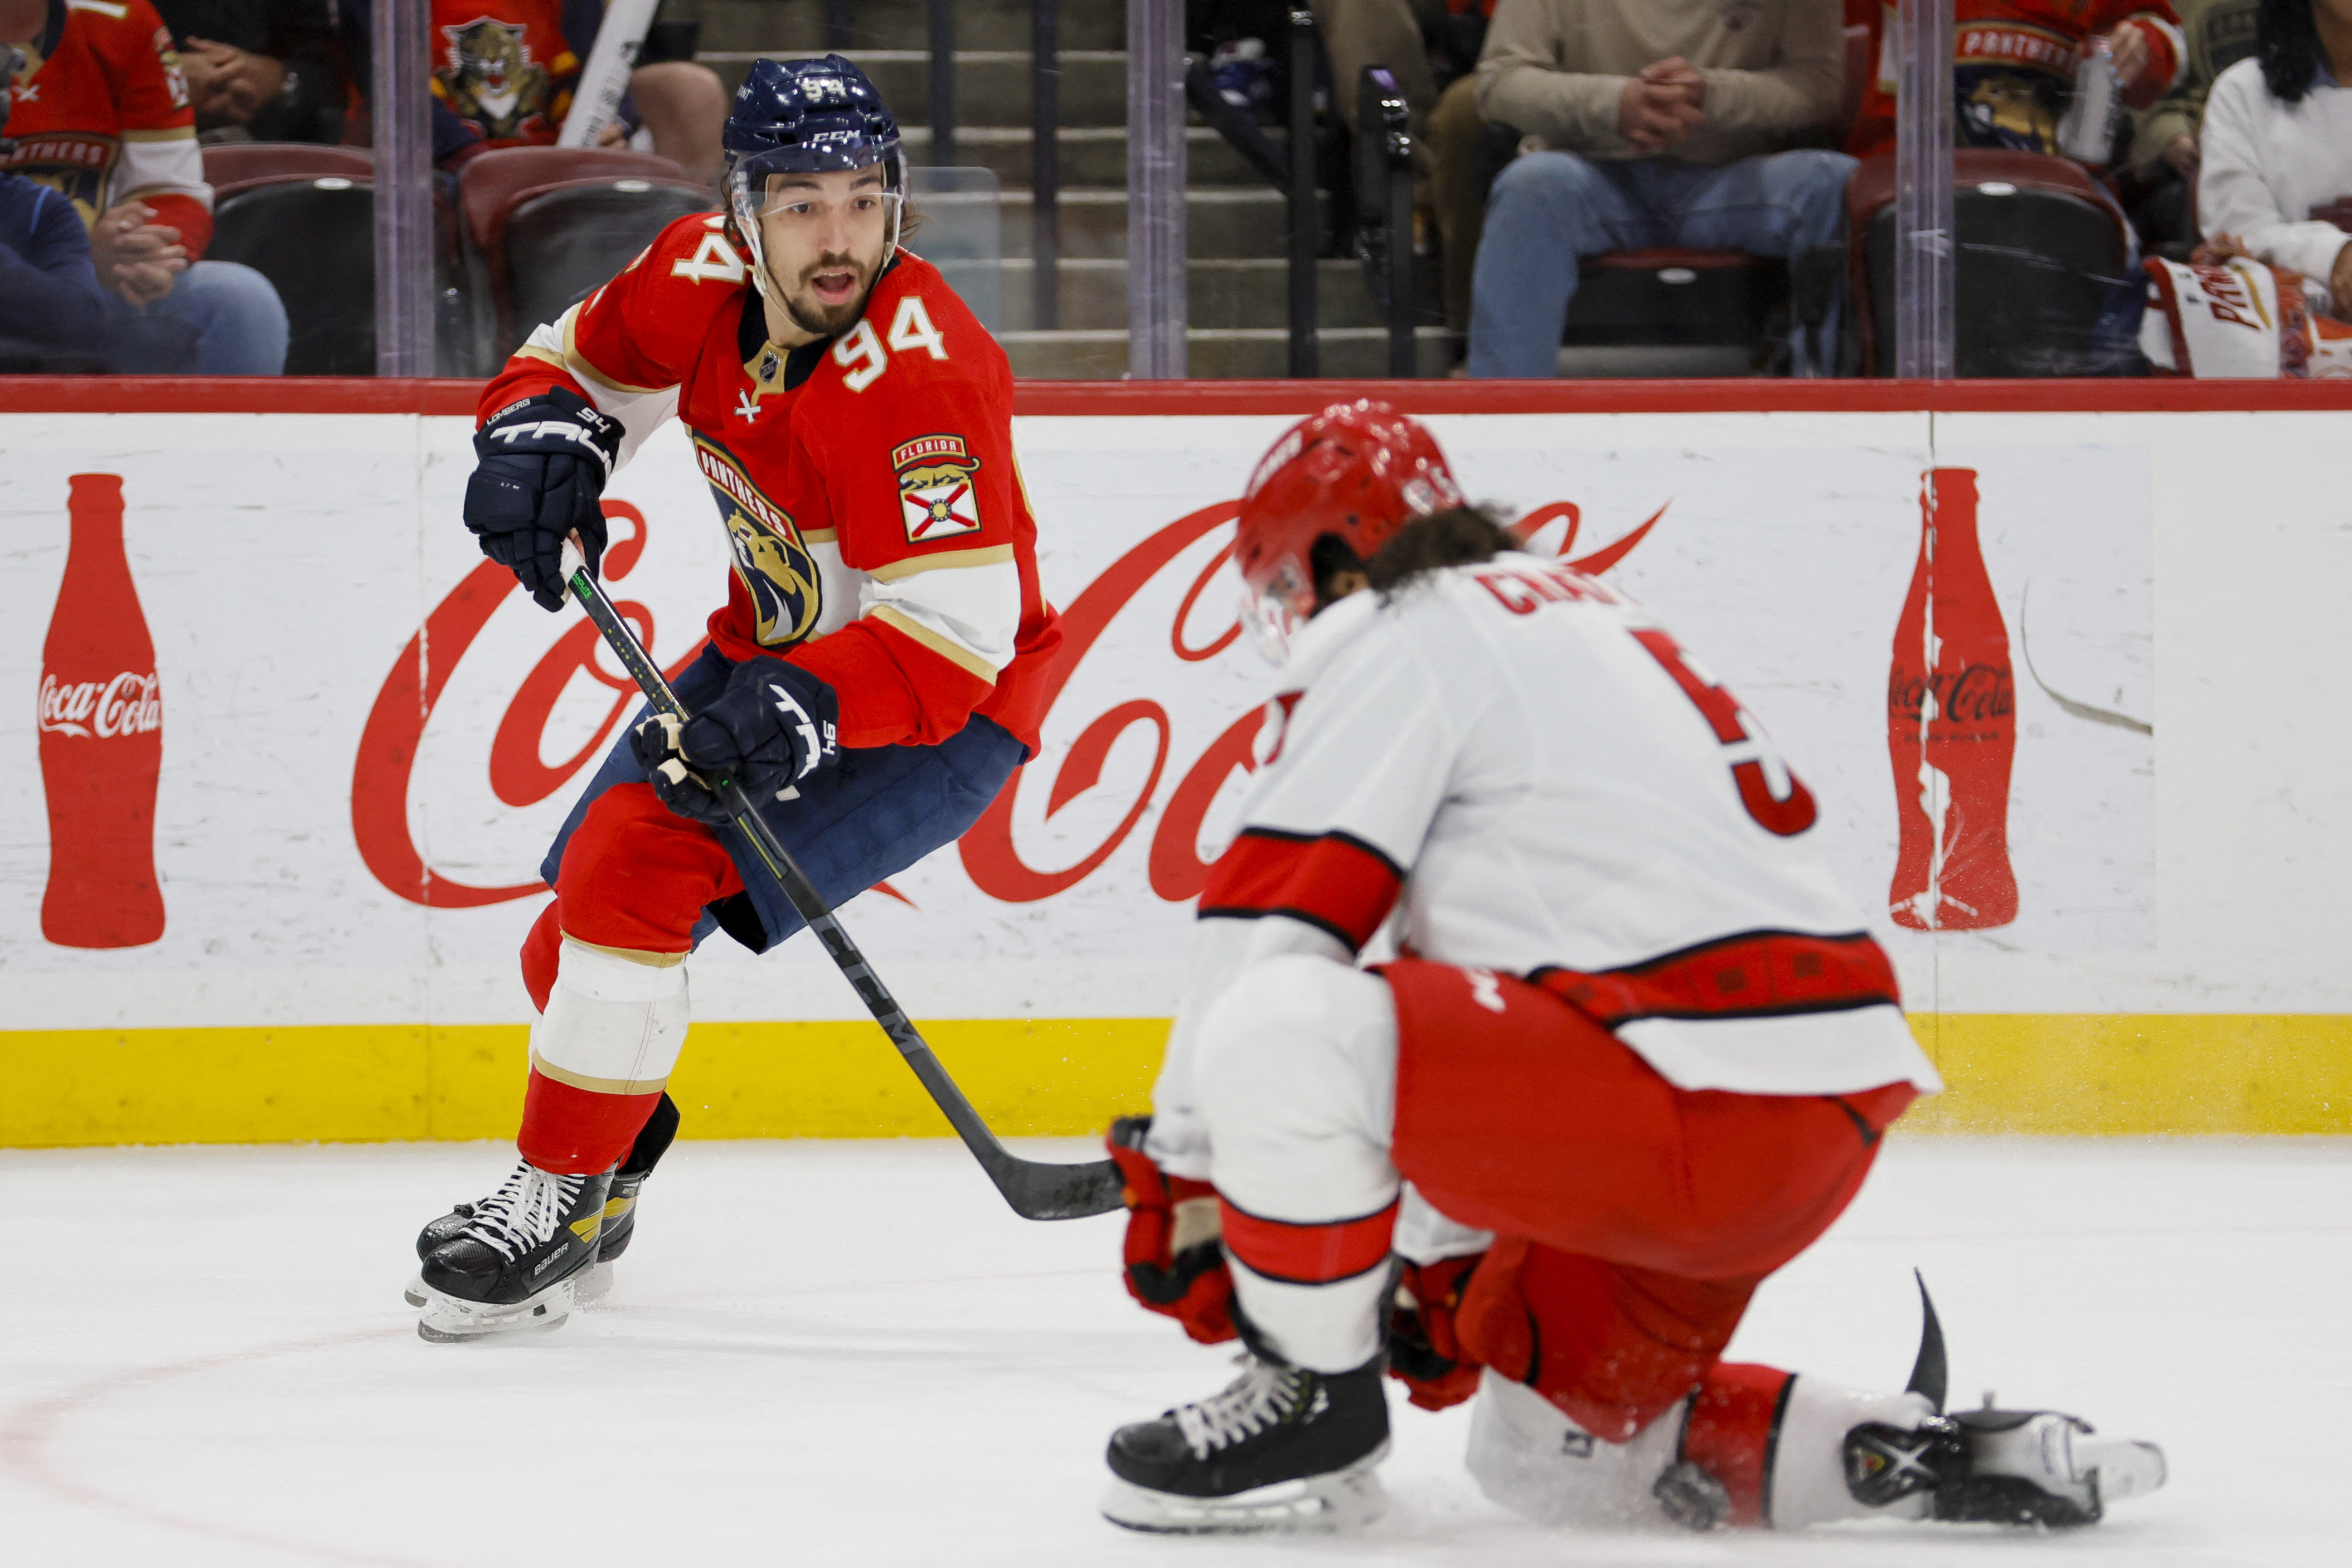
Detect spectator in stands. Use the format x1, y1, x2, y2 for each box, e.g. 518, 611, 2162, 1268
2125, 0, 2259, 250
341, 1, 727, 187
1846, 2, 2185, 161
1, 0, 287, 373
152, 0, 343, 144
2196, 0, 2352, 310
1466, 0, 1851, 378
1, 44, 109, 370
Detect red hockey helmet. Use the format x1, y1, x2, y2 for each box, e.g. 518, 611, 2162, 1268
1235, 400, 1464, 652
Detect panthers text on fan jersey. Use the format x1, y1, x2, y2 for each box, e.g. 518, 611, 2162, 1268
2, 0, 212, 251
1847, 0, 2184, 158
479, 212, 1062, 754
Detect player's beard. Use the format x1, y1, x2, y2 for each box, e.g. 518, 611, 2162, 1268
775, 248, 877, 339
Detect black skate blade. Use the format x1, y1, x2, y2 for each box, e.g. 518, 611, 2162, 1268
1906, 1269, 1948, 1414
1099, 1443, 1390, 1535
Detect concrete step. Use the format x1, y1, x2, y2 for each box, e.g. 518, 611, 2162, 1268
903, 124, 1287, 190
684, 0, 1125, 57
697, 50, 1131, 129
980, 258, 1393, 332
970, 187, 1320, 260
1000, 327, 1454, 380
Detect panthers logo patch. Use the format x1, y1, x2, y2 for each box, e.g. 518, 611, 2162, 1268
695, 436, 823, 649
436, 17, 555, 142
892, 434, 982, 542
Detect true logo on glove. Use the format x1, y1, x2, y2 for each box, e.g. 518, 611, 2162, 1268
891, 434, 982, 542
764, 681, 832, 779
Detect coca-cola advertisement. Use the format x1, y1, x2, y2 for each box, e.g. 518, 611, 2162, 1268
0, 411, 2156, 1037
38, 473, 166, 949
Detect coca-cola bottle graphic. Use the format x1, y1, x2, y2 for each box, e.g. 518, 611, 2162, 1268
37, 473, 165, 948
1887, 468, 2018, 930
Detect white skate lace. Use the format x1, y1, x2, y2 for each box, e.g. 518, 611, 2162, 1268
457, 1163, 584, 1263
1172, 1357, 1313, 1459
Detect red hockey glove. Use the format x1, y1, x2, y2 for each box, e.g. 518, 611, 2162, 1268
1388, 1252, 1486, 1410
1106, 1115, 1234, 1344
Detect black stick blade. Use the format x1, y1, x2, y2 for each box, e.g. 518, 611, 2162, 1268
986, 1150, 1126, 1221
1906, 1268, 1948, 1413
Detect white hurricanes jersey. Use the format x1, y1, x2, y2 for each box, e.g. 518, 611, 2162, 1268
1147, 551, 1938, 1179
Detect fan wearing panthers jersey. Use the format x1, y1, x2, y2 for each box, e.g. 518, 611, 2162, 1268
1847, 0, 2186, 160
1093, 403, 2167, 1537
404, 55, 1061, 1342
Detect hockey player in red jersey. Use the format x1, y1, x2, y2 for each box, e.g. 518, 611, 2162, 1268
1095, 403, 2166, 1535
404, 55, 1060, 1341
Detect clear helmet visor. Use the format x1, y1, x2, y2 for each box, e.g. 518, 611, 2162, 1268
1241, 559, 1313, 665
727, 154, 905, 303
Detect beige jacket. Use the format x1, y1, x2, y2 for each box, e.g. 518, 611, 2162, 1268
1476, 0, 1845, 166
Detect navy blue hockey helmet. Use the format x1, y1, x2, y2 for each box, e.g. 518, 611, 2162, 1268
724, 55, 908, 290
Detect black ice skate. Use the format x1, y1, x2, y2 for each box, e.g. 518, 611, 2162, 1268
413, 1161, 613, 1342
1100, 1353, 1391, 1533
1842, 1274, 2166, 1528
1845, 1405, 2167, 1528
403, 1095, 679, 1308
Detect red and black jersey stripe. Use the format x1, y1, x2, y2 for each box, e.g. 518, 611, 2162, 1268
1197, 828, 1406, 953
1529, 928, 1900, 1028
1218, 1195, 1400, 1286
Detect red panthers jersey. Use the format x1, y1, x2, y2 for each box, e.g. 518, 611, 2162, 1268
2, 0, 212, 254
1848, 0, 2184, 159
481, 213, 1063, 755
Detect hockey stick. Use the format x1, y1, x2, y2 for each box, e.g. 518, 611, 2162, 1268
559, 541, 1124, 1221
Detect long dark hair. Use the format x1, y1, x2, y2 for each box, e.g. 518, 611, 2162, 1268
2259, 0, 2322, 103
1308, 506, 1520, 605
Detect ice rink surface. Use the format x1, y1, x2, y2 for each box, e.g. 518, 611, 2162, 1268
1, 1135, 2343, 1568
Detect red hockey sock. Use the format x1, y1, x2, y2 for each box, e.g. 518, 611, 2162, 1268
520, 900, 562, 1014
1681, 1362, 1797, 1527
517, 1066, 663, 1176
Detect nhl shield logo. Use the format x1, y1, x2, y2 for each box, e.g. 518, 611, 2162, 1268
892, 434, 982, 542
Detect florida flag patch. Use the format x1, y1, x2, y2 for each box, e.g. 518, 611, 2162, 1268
893, 434, 983, 541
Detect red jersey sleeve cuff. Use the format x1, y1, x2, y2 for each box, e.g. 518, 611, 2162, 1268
787, 616, 995, 750
2121, 17, 2181, 108
148, 194, 213, 260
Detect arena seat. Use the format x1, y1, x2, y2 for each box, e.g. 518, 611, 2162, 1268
454, 146, 716, 370
201, 142, 375, 200
202, 144, 380, 376
1560, 250, 1790, 372
1849, 149, 2134, 376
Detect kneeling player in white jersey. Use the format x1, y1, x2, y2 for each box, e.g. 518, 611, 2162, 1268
1095, 403, 2165, 1536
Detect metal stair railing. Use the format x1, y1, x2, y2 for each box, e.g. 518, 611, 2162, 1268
1181, 9, 1324, 376
1033, 0, 1060, 331
1355, 65, 1415, 378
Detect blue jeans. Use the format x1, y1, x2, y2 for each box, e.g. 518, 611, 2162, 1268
542, 644, 1028, 955
1468, 149, 1856, 378
106, 259, 288, 374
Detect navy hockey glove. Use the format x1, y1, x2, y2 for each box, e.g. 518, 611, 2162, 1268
464, 387, 623, 611
629, 656, 841, 826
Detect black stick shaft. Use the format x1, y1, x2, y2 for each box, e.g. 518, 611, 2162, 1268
561, 555, 1121, 1220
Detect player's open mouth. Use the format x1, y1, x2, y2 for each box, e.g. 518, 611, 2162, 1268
809, 268, 861, 304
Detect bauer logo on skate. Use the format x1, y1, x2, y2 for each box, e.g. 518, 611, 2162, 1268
36, 671, 161, 739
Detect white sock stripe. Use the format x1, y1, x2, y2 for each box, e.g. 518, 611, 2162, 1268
556, 936, 689, 1003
